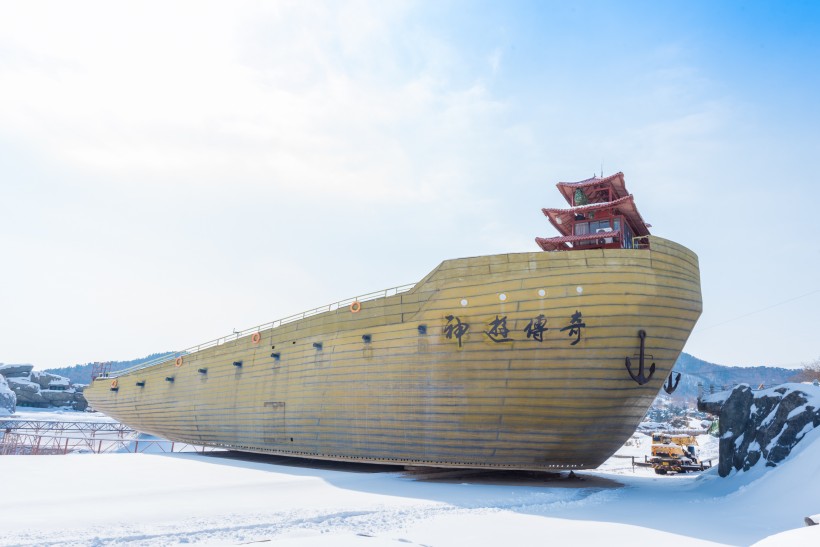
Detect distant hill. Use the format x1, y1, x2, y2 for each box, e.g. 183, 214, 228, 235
44, 352, 175, 385
668, 352, 796, 403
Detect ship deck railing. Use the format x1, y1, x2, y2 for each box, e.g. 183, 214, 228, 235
632, 235, 651, 249
105, 282, 417, 378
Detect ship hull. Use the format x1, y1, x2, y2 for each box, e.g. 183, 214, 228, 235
86, 236, 702, 470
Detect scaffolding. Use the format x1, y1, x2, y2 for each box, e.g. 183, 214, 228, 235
1, 419, 132, 435
0, 419, 216, 455
90, 361, 112, 381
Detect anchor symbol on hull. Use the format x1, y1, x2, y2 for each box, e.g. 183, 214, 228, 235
663, 371, 682, 394
625, 330, 655, 386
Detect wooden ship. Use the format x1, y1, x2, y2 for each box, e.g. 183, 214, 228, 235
85, 172, 702, 470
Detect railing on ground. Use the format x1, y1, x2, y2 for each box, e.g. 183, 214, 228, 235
105, 282, 416, 378
0, 419, 217, 455
1, 420, 131, 435
0, 432, 216, 455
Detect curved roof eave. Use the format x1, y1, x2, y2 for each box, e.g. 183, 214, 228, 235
541, 194, 650, 237
555, 172, 628, 205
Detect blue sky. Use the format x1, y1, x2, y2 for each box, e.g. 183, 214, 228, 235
1, 1, 818, 369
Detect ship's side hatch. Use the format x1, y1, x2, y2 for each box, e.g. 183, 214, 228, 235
262, 401, 289, 444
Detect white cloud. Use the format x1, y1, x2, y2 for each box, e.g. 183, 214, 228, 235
0, 1, 507, 206
1, 2, 818, 369
488, 47, 502, 74
0, 0, 526, 367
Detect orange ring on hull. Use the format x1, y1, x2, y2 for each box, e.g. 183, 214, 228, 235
111, 379, 118, 389
251, 332, 261, 344
175, 357, 183, 367
350, 301, 361, 313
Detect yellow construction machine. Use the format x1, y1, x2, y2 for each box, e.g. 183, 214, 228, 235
635, 433, 712, 474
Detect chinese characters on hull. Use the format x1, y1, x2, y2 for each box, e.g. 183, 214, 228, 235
524, 314, 548, 342
443, 315, 469, 348
559, 310, 586, 346
484, 315, 513, 343
443, 311, 585, 347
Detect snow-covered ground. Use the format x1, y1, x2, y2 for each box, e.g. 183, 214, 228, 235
2, 409, 818, 546
2, 406, 118, 423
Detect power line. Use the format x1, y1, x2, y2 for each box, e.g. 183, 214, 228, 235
694, 288, 820, 332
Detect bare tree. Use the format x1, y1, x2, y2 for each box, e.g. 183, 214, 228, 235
790, 356, 820, 383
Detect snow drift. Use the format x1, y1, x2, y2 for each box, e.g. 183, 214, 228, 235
1, 406, 818, 546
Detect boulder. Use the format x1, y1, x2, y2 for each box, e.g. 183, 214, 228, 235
2, 367, 90, 410
0, 374, 16, 414
0, 363, 34, 378
30, 370, 71, 390
41, 389, 75, 407
715, 383, 820, 477
72, 391, 88, 411
7, 377, 48, 406
697, 392, 727, 415
717, 384, 754, 477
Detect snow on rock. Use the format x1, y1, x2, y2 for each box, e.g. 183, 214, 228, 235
0, 374, 16, 415
41, 388, 76, 407
6, 376, 48, 406
47, 376, 71, 389
716, 383, 820, 476
31, 370, 70, 390
698, 388, 733, 415
0, 363, 34, 378
1, 369, 88, 410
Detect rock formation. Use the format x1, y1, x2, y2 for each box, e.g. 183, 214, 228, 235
0, 363, 35, 378
699, 383, 820, 477
0, 374, 16, 415
0, 363, 88, 411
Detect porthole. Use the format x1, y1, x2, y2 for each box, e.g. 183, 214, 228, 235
460, 299, 468, 307
499, 293, 507, 301
576, 286, 583, 294
538, 289, 546, 297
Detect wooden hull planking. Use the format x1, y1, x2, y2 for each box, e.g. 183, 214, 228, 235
85, 236, 702, 470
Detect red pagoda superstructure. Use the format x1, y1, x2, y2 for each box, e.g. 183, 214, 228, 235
535, 172, 651, 252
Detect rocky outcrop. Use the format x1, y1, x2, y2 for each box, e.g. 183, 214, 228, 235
701, 383, 820, 477
7, 377, 47, 406
0, 363, 34, 378
0, 374, 16, 414
31, 370, 70, 390
72, 385, 89, 411
41, 389, 76, 407
0, 366, 88, 411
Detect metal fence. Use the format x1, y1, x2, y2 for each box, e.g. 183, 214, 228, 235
1, 420, 132, 435
0, 432, 215, 455
0, 419, 215, 456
